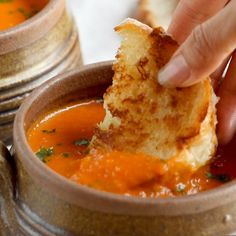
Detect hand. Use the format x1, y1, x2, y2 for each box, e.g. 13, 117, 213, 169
158, 0, 236, 145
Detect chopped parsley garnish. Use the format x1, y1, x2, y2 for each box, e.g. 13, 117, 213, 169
36, 147, 54, 163
17, 7, 38, 19
42, 128, 56, 134
62, 153, 70, 158
17, 7, 31, 19
205, 172, 214, 179
176, 183, 186, 193
205, 171, 231, 183
74, 139, 90, 147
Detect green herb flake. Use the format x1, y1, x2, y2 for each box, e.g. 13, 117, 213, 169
36, 147, 54, 163
205, 171, 231, 183
62, 153, 70, 158
205, 172, 214, 179
176, 183, 186, 193
17, 7, 33, 19
74, 139, 90, 147
42, 128, 56, 134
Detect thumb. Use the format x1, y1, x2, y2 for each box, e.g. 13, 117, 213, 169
158, 1, 236, 88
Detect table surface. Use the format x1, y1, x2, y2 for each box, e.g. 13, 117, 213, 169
68, 0, 138, 64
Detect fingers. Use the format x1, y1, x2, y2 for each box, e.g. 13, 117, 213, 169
168, 0, 229, 43
217, 52, 236, 145
158, 0, 236, 88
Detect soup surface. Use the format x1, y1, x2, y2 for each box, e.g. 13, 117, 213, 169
0, 0, 48, 30
27, 100, 236, 198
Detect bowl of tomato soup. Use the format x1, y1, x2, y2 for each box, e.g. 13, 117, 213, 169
1, 62, 236, 235
0, 0, 82, 144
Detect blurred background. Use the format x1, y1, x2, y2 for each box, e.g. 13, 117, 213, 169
68, 0, 138, 64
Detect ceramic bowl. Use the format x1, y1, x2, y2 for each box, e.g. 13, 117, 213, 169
0, 62, 236, 235
0, 0, 83, 143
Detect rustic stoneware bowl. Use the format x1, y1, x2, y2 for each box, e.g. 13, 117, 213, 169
0, 62, 236, 235
0, 0, 82, 143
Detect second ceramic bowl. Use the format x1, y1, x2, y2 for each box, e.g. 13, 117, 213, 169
0, 0, 83, 143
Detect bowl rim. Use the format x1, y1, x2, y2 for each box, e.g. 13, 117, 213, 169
13, 61, 236, 217
0, 0, 65, 55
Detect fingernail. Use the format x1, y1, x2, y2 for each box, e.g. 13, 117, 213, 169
158, 54, 191, 87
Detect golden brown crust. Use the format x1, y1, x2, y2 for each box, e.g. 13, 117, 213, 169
90, 19, 217, 169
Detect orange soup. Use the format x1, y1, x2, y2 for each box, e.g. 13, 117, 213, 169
27, 100, 236, 198
0, 0, 48, 30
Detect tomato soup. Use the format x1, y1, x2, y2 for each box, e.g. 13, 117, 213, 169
0, 0, 48, 30
27, 100, 236, 198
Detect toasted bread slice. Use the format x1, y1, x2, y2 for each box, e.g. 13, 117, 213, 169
136, 0, 179, 29
90, 19, 218, 169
